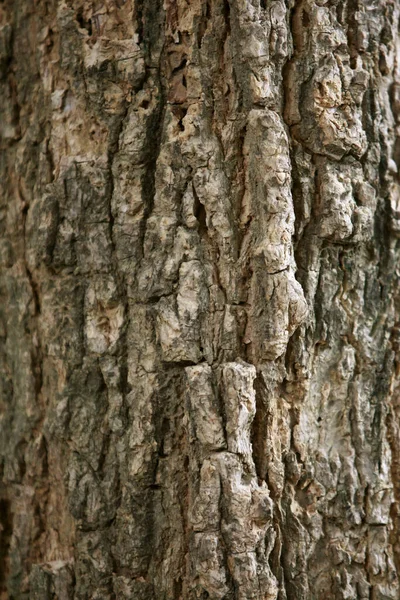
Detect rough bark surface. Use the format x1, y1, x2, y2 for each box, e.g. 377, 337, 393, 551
1, 0, 400, 598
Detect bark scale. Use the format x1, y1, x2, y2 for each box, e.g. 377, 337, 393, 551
1, 0, 400, 599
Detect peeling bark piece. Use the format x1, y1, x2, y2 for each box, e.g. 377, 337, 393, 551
220, 361, 256, 459
85, 276, 124, 355
185, 364, 226, 452
156, 260, 206, 363
191, 532, 230, 599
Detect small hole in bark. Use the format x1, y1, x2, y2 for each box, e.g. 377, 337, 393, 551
140, 99, 150, 109
194, 195, 207, 235
171, 105, 187, 131
76, 8, 84, 27
350, 55, 357, 69
76, 9, 93, 36
260, 0, 267, 9
174, 578, 183, 597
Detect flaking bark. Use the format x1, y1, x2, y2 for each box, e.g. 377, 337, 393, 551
1, 0, 400, 599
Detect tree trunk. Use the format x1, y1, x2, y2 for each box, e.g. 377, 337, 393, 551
1, 0, 400, 598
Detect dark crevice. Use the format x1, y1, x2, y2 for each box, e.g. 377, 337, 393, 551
222, 0, 231, 36
197, 1, 212, 48
251, 376, 268, 483
158, 418, 170, 458
345, 0, 360, 69
76, 8, 93, 36
217, 478, 236, 597
135, 0, 145, 45
236, 123, 249, 257
161, 359, 201, 369
171, 104, 187, 131
26, 266, 41, 316
0, 498, 13, 595
138, 73, 166, 261
21, 201, 44, 427
172, 58, 187, 75
193, 188, 208, 238
106, 100, 131, 443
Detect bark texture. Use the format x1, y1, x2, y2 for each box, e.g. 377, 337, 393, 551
1, 0, 400, 598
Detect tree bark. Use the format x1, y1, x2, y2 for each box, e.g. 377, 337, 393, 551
1, 0, 400, 598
